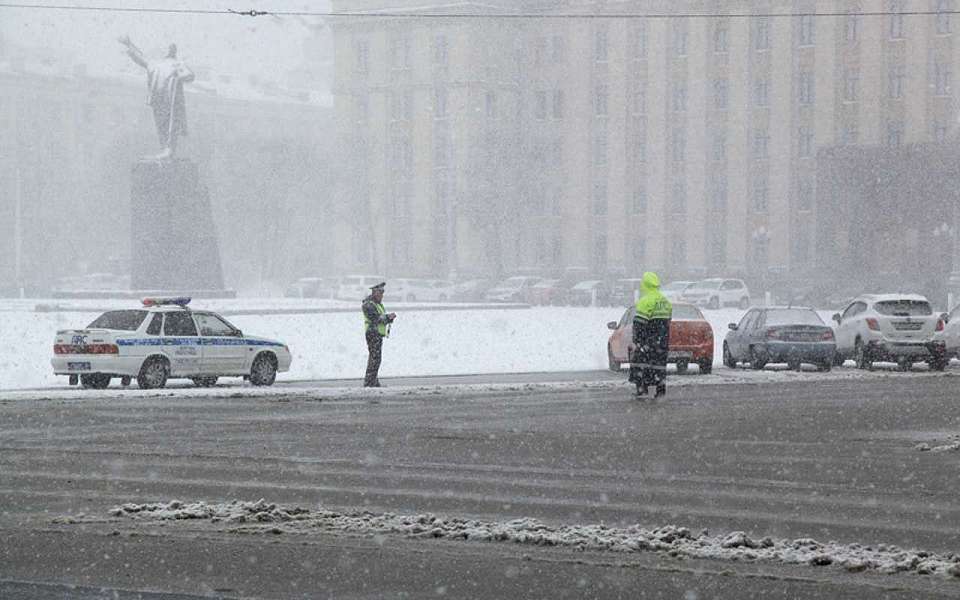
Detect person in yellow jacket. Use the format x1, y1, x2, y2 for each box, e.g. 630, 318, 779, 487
362, 282, 396, 387
629, 272, 673, 398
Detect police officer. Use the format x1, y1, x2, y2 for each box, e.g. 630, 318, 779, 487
629, 272, 673, 398
362, 282, 396, 387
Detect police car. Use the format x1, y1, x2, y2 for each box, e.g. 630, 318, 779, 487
51, 298, 292, 389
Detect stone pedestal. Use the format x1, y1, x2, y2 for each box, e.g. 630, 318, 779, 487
130, 159, 225, 292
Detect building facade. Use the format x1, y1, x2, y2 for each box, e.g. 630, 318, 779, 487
331, 0, 960, 289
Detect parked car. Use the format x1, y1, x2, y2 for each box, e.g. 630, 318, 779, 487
451, 279, 495, 302
612, 278, 645, 306
284, 277, 339, 299
484, 276, 541, 302
567, 280, 612, 306
607, 302, 714, 374
681, 278, 751, 309
661, 280, 696, 303
393, 279, 456, 302
337, 275, 386, 301
833, 294, 947, 371
523, 279, 562, 305
723, 307, 835, 371
934, 302, 960, 360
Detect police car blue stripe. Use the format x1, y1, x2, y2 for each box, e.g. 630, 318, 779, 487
116, 338, 284, 347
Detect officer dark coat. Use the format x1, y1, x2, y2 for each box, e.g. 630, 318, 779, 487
629, 272, 673, 394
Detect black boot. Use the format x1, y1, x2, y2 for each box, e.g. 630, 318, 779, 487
654, 384, 666, 398
635, 384, 648, 397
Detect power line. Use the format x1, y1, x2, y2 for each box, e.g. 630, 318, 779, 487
3, 3, 960, 19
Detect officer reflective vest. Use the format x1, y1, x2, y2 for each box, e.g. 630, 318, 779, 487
362, 299, 390, 337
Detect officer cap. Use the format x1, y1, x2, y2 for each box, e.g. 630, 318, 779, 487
370, 282, 386, 291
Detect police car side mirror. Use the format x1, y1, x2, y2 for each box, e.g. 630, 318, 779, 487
941, 313, 950, 324
606, 321, 618, 330
728, 323, 738, 331
832, 313, 841, 324
234, 329, 243, 337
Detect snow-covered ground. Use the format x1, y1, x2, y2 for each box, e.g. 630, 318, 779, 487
0, 298, 947, 391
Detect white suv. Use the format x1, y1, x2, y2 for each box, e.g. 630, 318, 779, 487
681, 278, 750, 310
832, 294, 947, 370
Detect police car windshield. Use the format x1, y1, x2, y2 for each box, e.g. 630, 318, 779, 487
87, 310, 149, 331
874, 300, 932, 316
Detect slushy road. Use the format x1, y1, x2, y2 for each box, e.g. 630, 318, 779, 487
1, 374, 959, 599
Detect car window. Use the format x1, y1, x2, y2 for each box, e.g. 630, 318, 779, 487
765, 309, 824, 326
738, 310, 756, 329
874, 300, 932, 316
87, 310, 148, 331
672, 304, 701, 320
195, 313, 238, 337
950, 304, 960, 320
752, 311, 766, 329
163, 312, 198, 336
146, 313, 163, 336
720, 281, 735, 290
841, 302, 860, 320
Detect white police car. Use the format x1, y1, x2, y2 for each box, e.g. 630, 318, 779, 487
51, 298, 292, 389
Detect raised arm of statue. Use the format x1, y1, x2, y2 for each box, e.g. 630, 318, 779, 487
177, 63, 195, 84
118, 35, 148, 69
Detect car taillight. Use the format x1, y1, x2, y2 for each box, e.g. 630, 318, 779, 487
53, 344, 118, 354
936, 319, 945, 332
821, 330, 835, 341
866, 318, 880, 331
766, 328, 782, 340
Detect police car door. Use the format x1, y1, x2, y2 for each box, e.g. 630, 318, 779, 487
195, 313, 246, 374
162, 311, 202, 375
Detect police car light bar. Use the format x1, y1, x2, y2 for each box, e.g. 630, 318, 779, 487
142, 297, 192, 308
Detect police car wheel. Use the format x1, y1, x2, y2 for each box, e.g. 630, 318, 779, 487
137, 357, 169, 390
192, 376, 218, 387
250, 353, 277, 386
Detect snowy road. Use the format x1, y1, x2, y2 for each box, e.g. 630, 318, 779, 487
1, 376, 959, 598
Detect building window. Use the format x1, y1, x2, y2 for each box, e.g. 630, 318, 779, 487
672, 81, 687, 112
632, 185, 647, 215
798, 71, 815, 105
843, 68, 859, 102
534, 91, 547, 120
798, 126, 814, 158
595, 84, 608, 116
711, 176, 727, 212
886, 121, 904, 146
594, 27, 608, 62
549, 89, 564, 120
485, 91, 497, 118
710, 229, 726, 266
935, 62, 951, 96
672, 21, 688, 56
551, 35, 565, 63
797, 179, 813, 211
714, 78, 728, 109
798, 14, 815, 46
889, 0, 905, 39
752, 234, 769, 271
712, 131, 726, 161
752, 129, 770, 159
794, 227, 810, 263
434, 87, 447, 119
632, 238, 647, 266
937, 0, 953, 35
434, 133, 450, 167
845, 13, 860, 43
754, 77, 770, 107
934, 120, 949, 141
533, 37, 546, 67
635, 124, 647, 162
841, 122, 859, 145
632, 81, 646, 115
355, 40, 369, 75
671, 181, 686, 214
593, 133, 607, 165
632, 23, 647, 59
714, 20, 729, 53
550, 139, 562, 167
753, 173, 769, 213
389, 92, 412, 121
593, 182, 607, 215
888, 64, 905, 98
356, 94, 369, 124
671, 127, 686, 163
755, 17, 771, 51
433, 34, 449, 67
593, 233, 608, 270
391, 37, 412, 71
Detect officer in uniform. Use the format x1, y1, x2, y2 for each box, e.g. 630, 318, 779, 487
362, 282, 396, 387
629, 271, 673, 398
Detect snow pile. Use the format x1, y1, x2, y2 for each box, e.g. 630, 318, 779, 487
107, 499, 960, 579
915, 435, 960, 453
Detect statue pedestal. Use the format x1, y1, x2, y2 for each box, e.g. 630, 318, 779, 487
130, 158, 226, 293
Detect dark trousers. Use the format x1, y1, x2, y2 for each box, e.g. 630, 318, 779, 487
364, 331, 383, 387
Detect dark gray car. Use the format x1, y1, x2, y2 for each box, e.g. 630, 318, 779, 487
723, 307, 836, 371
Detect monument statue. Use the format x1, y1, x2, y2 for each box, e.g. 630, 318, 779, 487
119, 36, 195, 159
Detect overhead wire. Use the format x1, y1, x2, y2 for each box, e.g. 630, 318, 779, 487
2, 2, 960, 19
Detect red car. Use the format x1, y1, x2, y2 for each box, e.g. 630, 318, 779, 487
606, 303, 714, 374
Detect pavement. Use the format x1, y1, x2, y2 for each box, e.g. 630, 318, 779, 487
1, 373, 959, 598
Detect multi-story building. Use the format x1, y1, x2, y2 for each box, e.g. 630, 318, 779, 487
330, 0, 960, 295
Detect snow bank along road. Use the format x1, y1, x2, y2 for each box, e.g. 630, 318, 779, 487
1, 377, 959, 598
